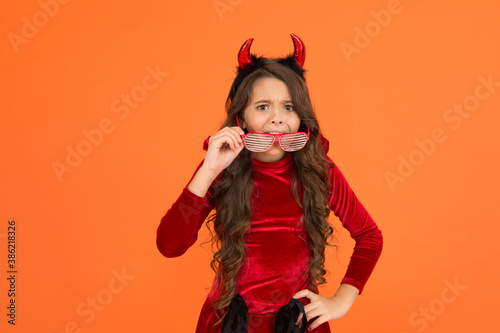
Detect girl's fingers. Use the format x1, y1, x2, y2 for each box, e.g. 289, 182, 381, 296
305, 308, 323, 322
302, 302, 320, 320
222, 133, 240, 149
221, 127, 244, 145
234, 126, 245, 137
292, 290, 306, 299
208, 137, 238, 153
293, 289, 314, 300
210, 127, 243, 150
295, 312, 304, 327
201, 127, 245, 176
308, 316, 329, 331
220, 126, 245, 141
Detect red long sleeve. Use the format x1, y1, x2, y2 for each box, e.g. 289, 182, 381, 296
156, 161, 215, 258
327, 159, 383, 293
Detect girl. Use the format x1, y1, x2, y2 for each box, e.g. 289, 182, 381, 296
156, 34, 383, 332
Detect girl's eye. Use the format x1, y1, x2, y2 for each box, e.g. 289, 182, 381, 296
257, 105, 268, 110
284, 105, 294, 111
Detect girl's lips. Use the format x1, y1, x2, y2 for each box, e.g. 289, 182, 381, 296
264, 130, 286, 134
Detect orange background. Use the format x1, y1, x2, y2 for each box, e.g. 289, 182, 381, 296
1, 0, 499, 332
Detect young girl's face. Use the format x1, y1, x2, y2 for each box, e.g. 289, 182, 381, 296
242, 77, 301, 162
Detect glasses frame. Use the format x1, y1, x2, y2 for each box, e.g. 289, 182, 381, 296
235, 116, 310, 152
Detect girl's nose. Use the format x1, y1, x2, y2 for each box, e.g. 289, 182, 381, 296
270, 108, 284, 124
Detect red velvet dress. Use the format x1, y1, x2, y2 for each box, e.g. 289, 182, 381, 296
156, 139, 383, 332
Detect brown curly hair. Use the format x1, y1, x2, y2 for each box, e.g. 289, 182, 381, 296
206, 63, 335, 324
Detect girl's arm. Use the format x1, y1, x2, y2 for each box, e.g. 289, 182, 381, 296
294, 160, 383, 329
187, 163, 222, 197
156, 126, 245, 257
156, 160, 215, 258
327, 162, 383, 293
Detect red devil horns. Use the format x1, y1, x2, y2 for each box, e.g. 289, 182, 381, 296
237, 34, 306, 70
290, 33, 305, 69
237, 38, 254, 70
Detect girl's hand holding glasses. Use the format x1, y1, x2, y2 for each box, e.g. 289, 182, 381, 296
188, 126, 245, 198
202, 126, 246, 178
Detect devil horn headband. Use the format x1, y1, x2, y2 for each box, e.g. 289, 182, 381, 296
237, 33, 306, 70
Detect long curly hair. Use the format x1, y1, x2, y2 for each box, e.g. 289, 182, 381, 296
207, 63, 335, 324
